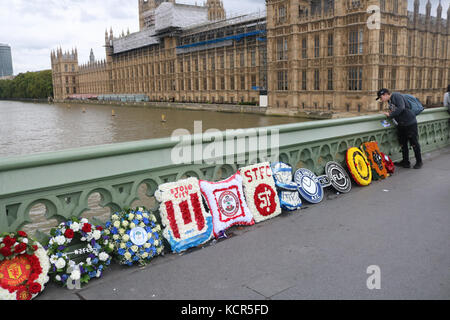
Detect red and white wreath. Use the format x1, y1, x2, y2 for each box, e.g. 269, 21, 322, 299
155, 177, 213, 253
200, 172, 254, 238
240, 162, 281, 223
0, 231, 50, 300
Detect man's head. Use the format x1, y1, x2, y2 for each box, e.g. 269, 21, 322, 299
376, 88, 391, 103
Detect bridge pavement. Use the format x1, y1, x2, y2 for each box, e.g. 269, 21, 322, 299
37, 146, 450, 300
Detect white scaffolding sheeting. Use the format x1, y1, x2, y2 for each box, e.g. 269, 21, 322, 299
155, 2, 208, 33
113, 28, 159, 54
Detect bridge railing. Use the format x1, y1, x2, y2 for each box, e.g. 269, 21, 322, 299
1, 108, 449, 234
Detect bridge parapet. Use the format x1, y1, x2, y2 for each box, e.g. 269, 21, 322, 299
1, 108, 449, 234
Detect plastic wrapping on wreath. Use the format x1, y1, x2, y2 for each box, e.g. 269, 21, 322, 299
380, 152, 395, 174
271, 162, 302, 210
271, 162, 298, 191
278, 190, 303, 211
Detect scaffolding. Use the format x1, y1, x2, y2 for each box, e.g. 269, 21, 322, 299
155, 2, 209, 34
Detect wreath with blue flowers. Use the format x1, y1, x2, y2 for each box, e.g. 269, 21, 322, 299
46, 217, 113, 287
106, 207, 164, 266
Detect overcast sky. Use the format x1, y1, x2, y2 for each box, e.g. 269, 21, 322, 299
0, 0, 446, 75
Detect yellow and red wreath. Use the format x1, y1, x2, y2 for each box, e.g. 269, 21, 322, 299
346, 147, 372, 186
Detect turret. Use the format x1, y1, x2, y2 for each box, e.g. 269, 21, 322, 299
447, 5, 450, 33
437, 0, 442, 19
89, 49, 95, 64
437, 0, 442, 32
425, 0, 431, 29
414, 0, 420, 27
206, 0, 225, 21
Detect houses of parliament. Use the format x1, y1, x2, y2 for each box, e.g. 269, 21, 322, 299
51, 0, 450, 115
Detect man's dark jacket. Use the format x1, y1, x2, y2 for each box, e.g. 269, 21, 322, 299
387, 92, 417, 127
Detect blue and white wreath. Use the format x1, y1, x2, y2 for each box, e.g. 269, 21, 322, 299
46, 217, 113, 287
106, 207, 164, 266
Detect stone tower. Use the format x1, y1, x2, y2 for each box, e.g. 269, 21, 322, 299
139, 0, 175, 30
207, 0, 225, 21
89, 48, 95, 64
50, 48, 79, 99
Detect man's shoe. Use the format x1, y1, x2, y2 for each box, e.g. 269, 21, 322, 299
394, 160, 411, 168
413, 162, 423, 169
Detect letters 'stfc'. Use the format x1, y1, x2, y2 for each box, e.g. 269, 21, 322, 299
240, 162, 281, 223
200, 173, 254, 238
155, 177, 213, 253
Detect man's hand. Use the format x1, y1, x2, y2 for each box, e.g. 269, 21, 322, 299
382, 112, 390, 117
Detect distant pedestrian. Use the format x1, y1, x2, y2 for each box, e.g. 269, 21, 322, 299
377, 88, 423, 169
444, 85, 450, 113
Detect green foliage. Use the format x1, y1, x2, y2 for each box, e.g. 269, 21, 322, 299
0, 70, 53, 99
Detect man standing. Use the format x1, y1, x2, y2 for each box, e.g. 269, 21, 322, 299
444, 85, 450, 112
377, 88, 423, 169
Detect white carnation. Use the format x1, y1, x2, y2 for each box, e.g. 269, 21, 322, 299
55, 236, 66, 245
70, 269, 81, 280
71, 222, 80, 232
55, 258, 66, 269
99, 252, 109, 261
92, 230, 101, 240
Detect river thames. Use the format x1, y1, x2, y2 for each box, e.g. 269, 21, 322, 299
0, 100, 306, 158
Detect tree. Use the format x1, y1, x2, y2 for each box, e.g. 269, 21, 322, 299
0, 70, 53, 99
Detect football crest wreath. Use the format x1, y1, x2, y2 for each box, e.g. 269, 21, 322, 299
346, 147, 372, 186
106, 207, 164, 266
200, 172, 254, 238
325, 161, 352, 194
293, 168, 324, 204
240, 162, 281, 223
155, 177, 213, 253
0, 231, 50, 300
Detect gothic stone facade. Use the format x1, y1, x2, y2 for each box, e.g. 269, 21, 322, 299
51, 0, 450, 115
266, 0, 450, 114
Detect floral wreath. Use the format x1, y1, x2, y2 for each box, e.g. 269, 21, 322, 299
46, 217, 113, 288
0, 231, 50, 300
106, 207, 164, 266
239, 162, 281, 223
156, 177, 213, 253
346, 147, 372, 186
361, 142, 388, 180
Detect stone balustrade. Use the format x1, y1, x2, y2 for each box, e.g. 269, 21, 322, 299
1, 107, 448, 234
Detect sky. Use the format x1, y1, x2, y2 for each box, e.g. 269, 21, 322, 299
0, 0, 447, 75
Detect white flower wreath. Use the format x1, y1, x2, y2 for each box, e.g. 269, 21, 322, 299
106, 207, 164, 266
46, 217, 113, 288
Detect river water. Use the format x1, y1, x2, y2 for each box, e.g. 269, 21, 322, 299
0, 100, 305, 157
0, 100, 307, 234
